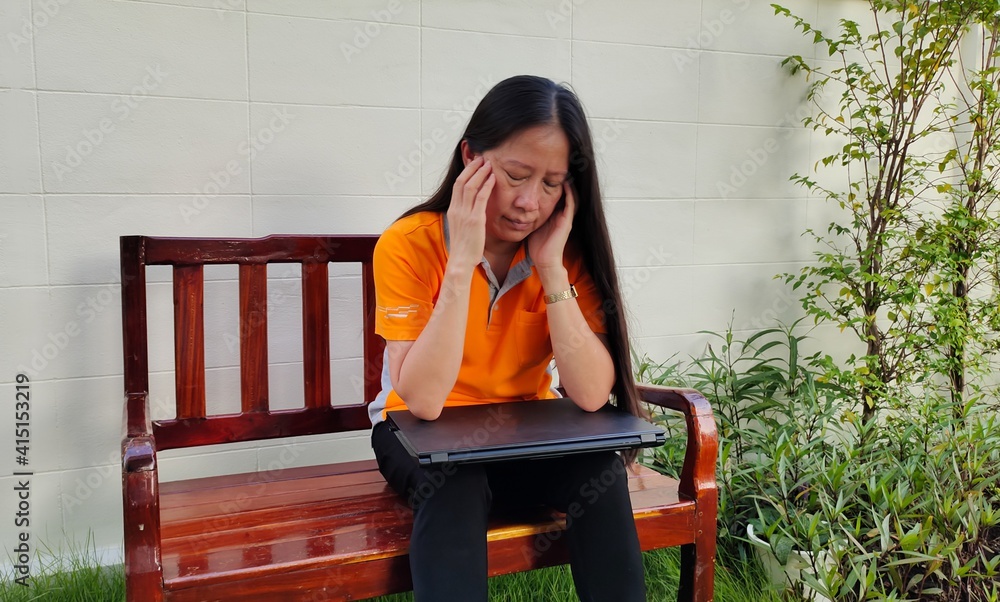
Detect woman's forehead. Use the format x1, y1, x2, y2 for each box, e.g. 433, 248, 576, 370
492, 125, 570, 172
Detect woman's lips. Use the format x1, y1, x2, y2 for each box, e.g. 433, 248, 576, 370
504, 216, 532, 231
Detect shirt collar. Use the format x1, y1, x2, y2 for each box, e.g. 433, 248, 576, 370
441, 213, 535, 269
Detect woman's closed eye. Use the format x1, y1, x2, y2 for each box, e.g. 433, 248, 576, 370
505, 170, 528, 183
507, 170, 561, 188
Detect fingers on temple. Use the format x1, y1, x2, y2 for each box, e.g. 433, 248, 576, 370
473, 170, 495, 210
455, 156, 490, 207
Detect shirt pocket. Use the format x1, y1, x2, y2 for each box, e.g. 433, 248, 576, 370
514, 310, 552, 369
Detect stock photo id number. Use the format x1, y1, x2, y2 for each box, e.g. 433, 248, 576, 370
11, 373, 33, 587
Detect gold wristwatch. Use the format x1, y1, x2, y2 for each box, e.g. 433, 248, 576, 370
544, 284, 578, 304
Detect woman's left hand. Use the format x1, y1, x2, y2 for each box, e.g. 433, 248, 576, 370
528, 180, 576, 272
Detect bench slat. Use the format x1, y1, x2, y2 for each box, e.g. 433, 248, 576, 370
361, 262, 384, 403
173, 265, 206, 420
153, 406, 371, 451
302, 261, 330, 409
144, 236, 378, 266
159, 458, 381, 495
160, 465, 387, 510
239, 264, 269, 413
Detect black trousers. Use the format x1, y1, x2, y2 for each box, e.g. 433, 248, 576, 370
371, 420, 647, 602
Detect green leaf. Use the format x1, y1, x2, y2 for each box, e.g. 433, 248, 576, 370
772, 535, 795, 566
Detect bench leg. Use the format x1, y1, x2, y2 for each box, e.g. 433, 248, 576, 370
676, 542, 715, 602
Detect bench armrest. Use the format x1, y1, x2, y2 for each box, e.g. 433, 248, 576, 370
123, 436, 157, 473
121, 393, 164, 600
635, 384, 718, 502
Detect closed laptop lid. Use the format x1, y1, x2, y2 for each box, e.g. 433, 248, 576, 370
386, 398, 665, 465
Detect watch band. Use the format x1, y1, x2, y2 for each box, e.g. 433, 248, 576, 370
544, 284, 578, 304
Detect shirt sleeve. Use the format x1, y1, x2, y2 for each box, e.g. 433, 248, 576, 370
565, 248, 608, 335
373, 225, 435, 341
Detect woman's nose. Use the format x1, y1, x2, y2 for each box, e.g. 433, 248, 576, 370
513, 183, 541, 211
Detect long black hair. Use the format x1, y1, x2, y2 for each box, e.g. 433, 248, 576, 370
400, 75, 643, 463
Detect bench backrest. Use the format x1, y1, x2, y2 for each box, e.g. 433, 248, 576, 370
120, 235, 384, 451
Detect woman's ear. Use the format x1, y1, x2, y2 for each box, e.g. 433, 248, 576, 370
460, 139, 476, 167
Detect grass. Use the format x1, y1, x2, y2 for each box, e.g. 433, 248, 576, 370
0, 546, 124, 602
1, 547, 780, 601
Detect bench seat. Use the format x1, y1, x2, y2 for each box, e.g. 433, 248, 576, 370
157, 459, 692, 601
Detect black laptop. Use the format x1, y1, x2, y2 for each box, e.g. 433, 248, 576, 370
386, 397, 666, 465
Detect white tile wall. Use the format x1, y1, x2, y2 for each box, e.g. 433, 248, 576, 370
3, 284, 123, 381
694, 199, 811, 264
0, 0, 35, 90
34, 0, 247, 100
203, 366, 243, 416
256, 432, 374, 472
418, 109, 469, 196
598, 120, 698, 199
696, 124, 811, 199
249, 104, 421, 195
158, 446, 259, 482
0, 90, 41, 193
44, 378, 122, 471
37, 93, 250, 193
266, 358, 368, 410
58, 465, 123, 551
253, 196, 413, 235
698, 52, 809, 126
248, 14, 419, 107
605, 200, 694, 267
422, 0, 571, 38
688, 262, 808, 331
3, 286, 61, 379
0, 196, 47, 287
620, 266, 694, 338
0, 0, 879, 559
247, 0, 420, 25
701, 0, 818, 57
133, 0, 245, 10
145, 281, 178, 375
420, 29, 571, 110
572, 42, 699, 122
573, 0, 702, 48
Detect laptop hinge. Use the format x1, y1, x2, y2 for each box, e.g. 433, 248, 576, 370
640, 433, 656, 444
430, 452, 449, 464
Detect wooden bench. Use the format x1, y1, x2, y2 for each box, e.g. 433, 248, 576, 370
120, 234, 718, 601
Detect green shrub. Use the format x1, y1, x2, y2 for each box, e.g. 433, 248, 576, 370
639, 324, 1000, 601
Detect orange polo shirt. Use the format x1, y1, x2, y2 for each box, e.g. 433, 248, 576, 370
367, 211, 607, 424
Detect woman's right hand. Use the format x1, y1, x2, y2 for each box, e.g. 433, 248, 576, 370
446, 155, 494, 271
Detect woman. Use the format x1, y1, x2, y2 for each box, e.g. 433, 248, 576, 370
369, 75, 646, 602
